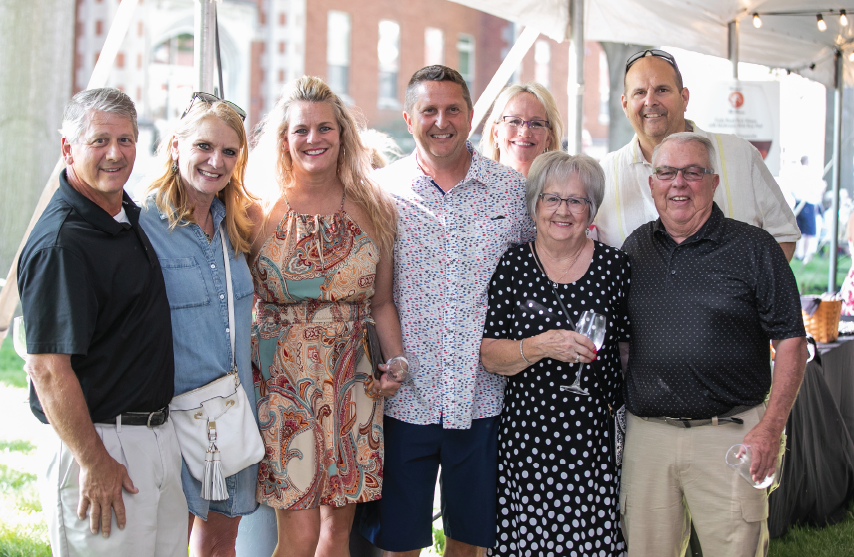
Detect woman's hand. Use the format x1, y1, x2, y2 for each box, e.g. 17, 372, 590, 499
371, 364, 402, 398
533, 329, 597, 364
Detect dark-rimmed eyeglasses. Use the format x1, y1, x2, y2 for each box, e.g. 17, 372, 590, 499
653, 166, 714, 182
538, 193, 592, 213
500, 116, 551, 131
181, 92, 247, 122
625, 49, 679, 73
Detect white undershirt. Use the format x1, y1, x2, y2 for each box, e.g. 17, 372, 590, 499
113, 206, 130, 224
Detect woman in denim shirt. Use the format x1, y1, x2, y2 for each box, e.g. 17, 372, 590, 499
139, 95, 258, 556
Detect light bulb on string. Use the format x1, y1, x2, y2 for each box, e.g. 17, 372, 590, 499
817, 14, 827, 32
841, 10, 849, 27
849, 51, 854, 62
752, 13, 762, 28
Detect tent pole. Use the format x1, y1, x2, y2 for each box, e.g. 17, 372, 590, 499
567, 0, 584, 155
727, 20, 738, 79
194, 0, 217, 93
829, 49, 843, 292
468, 26, 539, 137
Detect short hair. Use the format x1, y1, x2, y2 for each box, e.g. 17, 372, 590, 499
623, 53, 684, 95
249, 76, 397, 255
404, 65, 473, 115
360, 128, 404, 169
526, 151, 605, 226
60, 88, 138, 143
479, 82, 564, 163
652, 132, 716, 172
146, 99, 255, 254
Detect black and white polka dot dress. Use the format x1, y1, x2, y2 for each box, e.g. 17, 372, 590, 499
484, 242, 630, 557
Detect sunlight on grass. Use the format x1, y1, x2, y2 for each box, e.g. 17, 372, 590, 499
0, 335, 26, 389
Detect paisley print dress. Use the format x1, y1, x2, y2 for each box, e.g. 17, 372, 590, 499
252, 202, 383, 509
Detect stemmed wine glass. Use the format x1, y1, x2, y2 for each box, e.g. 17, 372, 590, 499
12, 316, 27, 360
561, 311, 606, 396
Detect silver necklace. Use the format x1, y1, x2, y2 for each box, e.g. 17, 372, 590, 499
535, 241, 585, 287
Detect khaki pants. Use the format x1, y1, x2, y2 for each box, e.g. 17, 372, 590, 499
620, 405, 770, 557
39, 419, 188, 557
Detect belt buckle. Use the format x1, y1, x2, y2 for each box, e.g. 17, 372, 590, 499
664, 416, 692, 428
147, 408, 165, 428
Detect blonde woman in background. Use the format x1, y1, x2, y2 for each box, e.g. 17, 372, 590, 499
247, 76, 405, 557
480, 82, 565, 177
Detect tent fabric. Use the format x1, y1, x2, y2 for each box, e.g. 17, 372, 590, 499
450, 0, 854, 89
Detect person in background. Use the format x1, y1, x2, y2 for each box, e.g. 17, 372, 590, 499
480, 151, 629, 556
361, 128, 405, 170
479, 82, 564, 178
357, 65, 535, 557
18, 88, 187, 556
595, 49, 800, 260
140, 93, 259, 557
247, 76, 404, 557
840, 216, 854, 316
620, 132, 806, 557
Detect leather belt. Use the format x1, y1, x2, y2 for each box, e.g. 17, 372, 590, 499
97, 407, 169, 428
643, 405, 755, 428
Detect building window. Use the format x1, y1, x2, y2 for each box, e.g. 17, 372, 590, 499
279, 13, 286, 26
534, 40, 550, 88
260, 11, 266, 25
116, 52, 125, 68
327, 11, 351, 98
278, 41, 285, 54
425, 27, 443, 66
598, 50, 610, 125
377, 20, 400, 108
457, 34, 475, 93
95, 20, 103, 35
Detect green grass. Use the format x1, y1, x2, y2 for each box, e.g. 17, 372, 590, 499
769, 502, 854, 556
0, 440, 35, 455
0, 335, 26, 389
0, 524, 51, 557
790, 251, 851, 295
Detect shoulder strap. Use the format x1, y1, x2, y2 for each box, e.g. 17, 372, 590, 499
528, 242, 576, 332
220, 224, 237, 372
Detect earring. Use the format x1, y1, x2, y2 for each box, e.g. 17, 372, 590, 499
171, 160, 178, 173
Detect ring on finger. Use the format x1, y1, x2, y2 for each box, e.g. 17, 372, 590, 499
574, 355, 580, 363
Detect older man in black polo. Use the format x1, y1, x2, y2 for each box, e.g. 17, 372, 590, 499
17, 88, 187, 556
619, 132, 807, 557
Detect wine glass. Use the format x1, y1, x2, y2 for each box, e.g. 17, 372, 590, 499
385, 352, 420, 383
12, 316, 27, 360
725, 444, 775, 489
561, 311, 606, 396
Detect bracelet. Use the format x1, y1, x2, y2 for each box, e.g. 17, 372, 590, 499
519, 339, 534, 366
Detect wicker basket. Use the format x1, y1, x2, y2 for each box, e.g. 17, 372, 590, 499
802, 300, 843, 343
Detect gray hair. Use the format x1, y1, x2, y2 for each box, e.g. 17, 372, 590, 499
651, 132, 716, 172
526, 151, 605, 226
404, 65, 472, 115
60, 88, 138, 143
479, 82, 564, 162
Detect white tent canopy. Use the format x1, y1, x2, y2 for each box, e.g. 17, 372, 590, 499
451, 0, 854, 89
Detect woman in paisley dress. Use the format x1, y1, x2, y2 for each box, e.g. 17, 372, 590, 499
247, 76, 404, 556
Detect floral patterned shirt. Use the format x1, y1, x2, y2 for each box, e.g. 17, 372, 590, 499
842, 267, 854, 316
377, 143, 536, 429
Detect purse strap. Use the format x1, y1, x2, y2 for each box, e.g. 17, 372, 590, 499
220, 224, 237, 373
528, 242, 575, 332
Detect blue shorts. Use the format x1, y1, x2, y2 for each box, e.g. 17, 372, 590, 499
357, 416, 499, 552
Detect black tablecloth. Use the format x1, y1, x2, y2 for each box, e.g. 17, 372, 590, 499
769, 338, 854, 537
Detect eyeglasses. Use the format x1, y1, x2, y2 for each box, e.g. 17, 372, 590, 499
653, 166, 715, 181
500, 116, 551, 131
625, 49, 679, 73
538, 193, 592, 213
181, 92, 247, 122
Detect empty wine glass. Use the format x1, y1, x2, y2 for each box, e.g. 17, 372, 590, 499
386, 352, 420, 383
12, 316, 27, 360
561, 311, 606, 396
726, 444, 775, 489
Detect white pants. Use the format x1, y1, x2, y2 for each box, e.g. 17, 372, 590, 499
39, 419, 188, 557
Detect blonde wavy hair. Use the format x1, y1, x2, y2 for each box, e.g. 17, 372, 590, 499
249, 76, 398, 255
146, 100, 255, 255
479, 82, 564, 163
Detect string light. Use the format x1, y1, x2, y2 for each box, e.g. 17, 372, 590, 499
752, 13, 762, 28
849, 51, 854, 62
841, 10, 849, 27
817, 14, 827, 31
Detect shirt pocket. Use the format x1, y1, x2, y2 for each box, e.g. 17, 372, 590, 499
468, 219, 513, 267
158, 257, 211, 309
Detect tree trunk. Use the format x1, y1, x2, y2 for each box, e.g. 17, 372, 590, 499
0, 0, 75, 276
599, 42, 651, 153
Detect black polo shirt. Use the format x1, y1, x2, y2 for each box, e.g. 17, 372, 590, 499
17, 170, 174, 424
621, 203, 805, 419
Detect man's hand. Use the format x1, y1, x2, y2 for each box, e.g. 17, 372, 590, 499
77, 453, 138, 537
741, 423, 780, 482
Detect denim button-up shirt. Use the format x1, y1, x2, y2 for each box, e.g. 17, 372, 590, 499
139, 196, 256, 418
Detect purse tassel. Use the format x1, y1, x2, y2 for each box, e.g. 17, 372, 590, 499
201, 421, 228, 501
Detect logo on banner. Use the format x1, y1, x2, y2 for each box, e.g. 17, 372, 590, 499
728, 92, 745, 109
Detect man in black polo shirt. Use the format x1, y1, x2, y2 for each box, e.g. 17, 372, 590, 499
619, 132, 807, 557
17, 88, 187, 556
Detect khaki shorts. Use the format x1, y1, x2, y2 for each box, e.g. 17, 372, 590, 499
38, 419, 188, 557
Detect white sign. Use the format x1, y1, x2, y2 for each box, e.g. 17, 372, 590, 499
687, 81, 781, 175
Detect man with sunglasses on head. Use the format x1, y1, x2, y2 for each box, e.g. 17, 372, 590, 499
17, 88, 187, 557
619, 132, 806, 556
595, 49, 800, 260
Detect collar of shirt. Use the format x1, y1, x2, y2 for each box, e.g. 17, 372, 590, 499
411, 141, 488, 191
629, 120, 698, 167
59, 169, 140, 235
653, 202, 726, 247
153, 194, 227, 236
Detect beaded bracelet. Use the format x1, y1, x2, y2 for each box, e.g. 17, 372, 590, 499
519, 339, 534, 366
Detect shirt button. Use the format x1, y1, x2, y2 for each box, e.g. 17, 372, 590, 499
220, 294, 225, 299
211, 264, 216, 269
671, 270, 676, 274
226, 328, 230, 333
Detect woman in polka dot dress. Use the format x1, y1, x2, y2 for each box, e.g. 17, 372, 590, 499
481, 151, 630, 557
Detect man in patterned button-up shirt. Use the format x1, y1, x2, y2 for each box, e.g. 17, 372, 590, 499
358, 66, 535, 556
